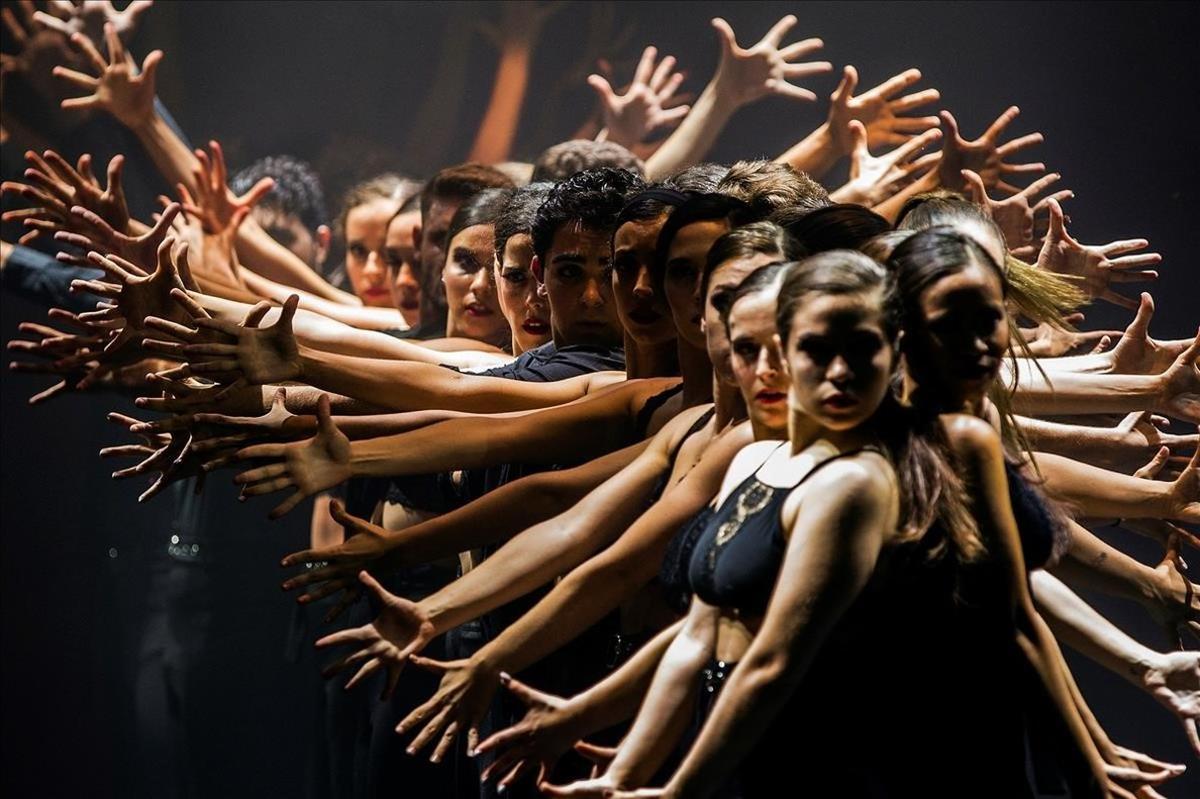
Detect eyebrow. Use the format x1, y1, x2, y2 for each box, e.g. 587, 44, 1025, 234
551, 252, 586, 263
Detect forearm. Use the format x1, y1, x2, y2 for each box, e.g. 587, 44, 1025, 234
645, 81, 735, 181
299, 345, 594, 412
241, 271, 402, 331
605, 616, 716, 787
1033, 451, 1173, 519
872, 168, 940, 224
774, 121, 842, 179
1016, 607, 1110, 794
1017, 417, 1130, 472
1032, 570, 1161, 689
418, 486, 653, 639
129, 111, 201, 196
1049, 521, 1160, 608
1009, 366, 1164, 417
1014, 352, 1113, 376
382, 441, 647, 567
236, 220, 359, 304
571, 618, 687, 737
466, 46, 531, 164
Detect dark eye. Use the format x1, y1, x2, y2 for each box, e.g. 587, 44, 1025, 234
799, 337, 834, 364
348, 243, 368, 260
553, 264, 582, 281
502, 269, 528, 285
733, 341, 759, 360
667, 261, 697, 282
612, 254, 638, 275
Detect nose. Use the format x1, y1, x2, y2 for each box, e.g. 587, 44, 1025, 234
468, 266, 491, 302
363, 251, 384, 281
581, 276, 605, 308
756, 345, 780, 381
826, 354, 852, 384
632, 266, 654, 300
396, 262, 419, 289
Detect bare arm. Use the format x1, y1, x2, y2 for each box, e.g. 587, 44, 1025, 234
1033, 451, 1194, 522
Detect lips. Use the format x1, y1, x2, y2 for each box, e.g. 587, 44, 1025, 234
465, 303, 493, 317
522, 318, 550, 335
755, 390, 786, 405
821, 392, 857, 410
363, 286, 390, 299
627, 306, 662, 325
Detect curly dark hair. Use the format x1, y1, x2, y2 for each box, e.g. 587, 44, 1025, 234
231, 155, 329, 231
530, 140, 645, 182
530, 167, 646, 260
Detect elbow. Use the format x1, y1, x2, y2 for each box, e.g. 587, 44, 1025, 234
738, 648, 795, 692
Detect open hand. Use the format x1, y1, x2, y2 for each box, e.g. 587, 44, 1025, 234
54, 21, 161, 128
937, 106, 1044, 194
227, 393, 351, 518
830, 120, 940, 207
315, 570, 436, 698
709, 15, 830, 108
589, 46, 690, 149
827, 66, 940, 153
396, 654, 498, 764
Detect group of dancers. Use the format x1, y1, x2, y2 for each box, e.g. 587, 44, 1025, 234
2, 2, 1198, 797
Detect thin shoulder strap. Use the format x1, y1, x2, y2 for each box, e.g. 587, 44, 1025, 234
787, 446, 886, 490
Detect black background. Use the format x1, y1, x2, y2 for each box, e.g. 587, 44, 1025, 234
3, 1, 1199, 795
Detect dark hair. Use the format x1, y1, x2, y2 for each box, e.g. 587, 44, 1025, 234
860, 229, 916, 263
716, 160, 830, 217
654, 193, 754, 277
420, 163, 515, 220
231, 155, 329, 231
720, 261, 788, 331
896, 192, 1084, 326
663, 162, 729, 193
615, 186, 691, 230
443, 189, 513, 258
530, 167, 646, 260
704, 221, 805, 309
531, 140, 646, 182
493, 182, 554, 263
774, 203, 891, 254
776, 251, 984, 565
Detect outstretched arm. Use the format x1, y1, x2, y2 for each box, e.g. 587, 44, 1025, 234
1032, 450, 1197, 523
645, 15, 829, 180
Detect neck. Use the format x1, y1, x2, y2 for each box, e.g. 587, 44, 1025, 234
714, 377, 747, 429
903, 372, 985, 419
623, 331, 680, 379
677, 337, 715, 410
788, 406, 877, 457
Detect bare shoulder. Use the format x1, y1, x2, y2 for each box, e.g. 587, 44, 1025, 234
939, 413, 1003, 465
805, 451, 897, 511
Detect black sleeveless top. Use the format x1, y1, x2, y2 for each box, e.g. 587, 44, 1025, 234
688, 444, 870, 616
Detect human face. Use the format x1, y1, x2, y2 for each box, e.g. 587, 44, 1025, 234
253, 207, 325, 269
538, 223, 622, 348
611, 217, 675, 347
495, 233, 551, 354
907, 260, 1009, 410
703, 252, 778, 387
784, 290, 893, 432
417, 197, 462, 320
728, 289, 789, 434
345, 197, 398, 307
383, 210, 421, 326
442, 224, 507, 344
663, 220, 730, 351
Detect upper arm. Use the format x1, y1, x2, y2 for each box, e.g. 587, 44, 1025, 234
750, 460, 895, 678
943, 414, 1029, 610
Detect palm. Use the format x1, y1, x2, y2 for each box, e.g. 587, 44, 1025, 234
711, 15, 827, 108
1158, 356, 1200, 427
93, 61, 151, 125
1145, 652, 1200, 719
374, 596, 434, 659
289, 421, 351, 496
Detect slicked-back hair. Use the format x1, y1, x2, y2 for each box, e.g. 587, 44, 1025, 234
530, 167, 646, 260
493, 182, 554, 263
420, 163, 516, 220
774, 203, 891, 254
444, 189, 514, 257
231, 155, 329, 231
336, 173, 421, 243
716, 159, 830, 217
719, 261, 788, 331
531, 140, 645, 182
653, 193, 754, 277
704, 221, 805, 309
664, 162, 729, 193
